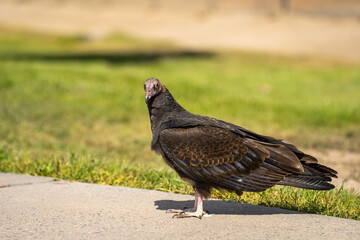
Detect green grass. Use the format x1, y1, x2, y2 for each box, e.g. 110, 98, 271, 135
0, 27, 359, 220
1, 150, 358, 220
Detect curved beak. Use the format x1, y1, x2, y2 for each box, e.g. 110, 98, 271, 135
145, 96, 150, 104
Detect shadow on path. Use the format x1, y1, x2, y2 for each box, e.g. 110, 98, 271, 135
154, 199, 303, 216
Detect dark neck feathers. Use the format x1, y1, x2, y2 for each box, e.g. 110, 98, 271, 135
147, 90, 188, 134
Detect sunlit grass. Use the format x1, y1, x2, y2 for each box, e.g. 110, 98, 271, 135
1, 150, 358, 220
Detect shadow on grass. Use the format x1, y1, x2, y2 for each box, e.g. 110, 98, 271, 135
154, 199, 303, 216
0, 50, 214, 64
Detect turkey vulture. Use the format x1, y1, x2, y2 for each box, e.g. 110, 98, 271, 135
144, 78, 337, 218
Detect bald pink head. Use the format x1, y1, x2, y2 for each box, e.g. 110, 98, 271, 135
144, 78, 166, 103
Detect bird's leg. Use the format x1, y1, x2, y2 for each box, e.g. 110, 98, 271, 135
170, 188, 209, 219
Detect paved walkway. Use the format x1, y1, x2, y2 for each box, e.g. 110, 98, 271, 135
0, 173, 359, 239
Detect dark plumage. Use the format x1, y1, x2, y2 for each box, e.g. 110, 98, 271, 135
144, 78, 337, 218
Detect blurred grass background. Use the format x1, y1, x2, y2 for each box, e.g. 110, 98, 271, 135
0, 26, 359, 219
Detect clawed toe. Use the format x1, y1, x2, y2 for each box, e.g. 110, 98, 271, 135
166, 209, 184, 213
172, 211, 210, 219
166, 207, 196, 214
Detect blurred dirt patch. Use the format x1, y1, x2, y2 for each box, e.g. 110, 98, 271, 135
308, 149, 360, 193
0, 0, 360, 62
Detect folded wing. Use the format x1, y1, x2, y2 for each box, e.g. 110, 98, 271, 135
159, 125, 307, 193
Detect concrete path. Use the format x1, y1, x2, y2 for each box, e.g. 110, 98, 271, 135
0, 173, 359, 240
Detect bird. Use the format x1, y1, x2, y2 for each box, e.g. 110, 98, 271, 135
144, 77, 337, 219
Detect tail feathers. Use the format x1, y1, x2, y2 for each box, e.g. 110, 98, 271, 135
278, 175, 335, 190
215, 161, 337, 192
306, 163, 338, 178
278, 163, 337, 190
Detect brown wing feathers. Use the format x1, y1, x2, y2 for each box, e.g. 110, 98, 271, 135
159, 123, 338, 193
159, 125, 309, 192
161, 126, 267, 169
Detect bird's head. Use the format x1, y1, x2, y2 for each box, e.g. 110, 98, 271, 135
144, 78, 166, 104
